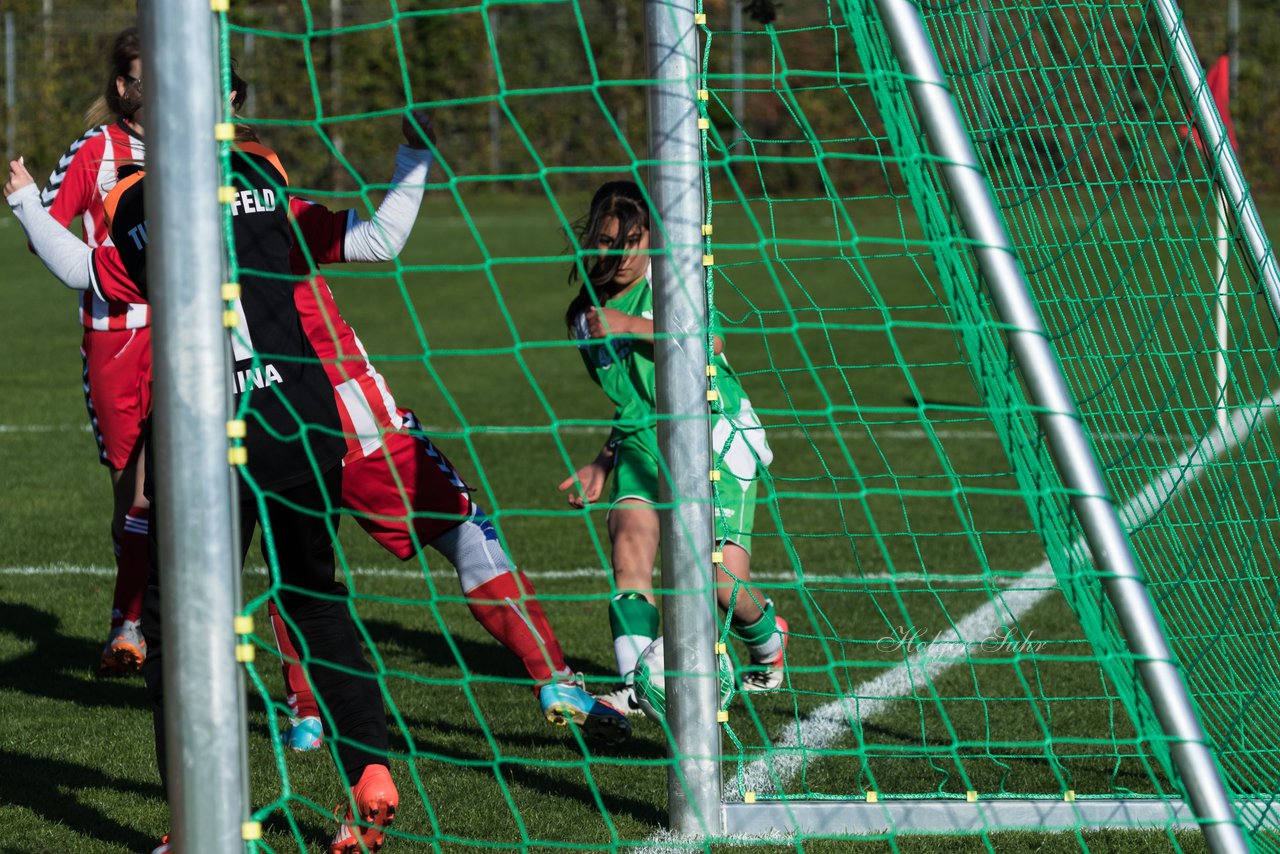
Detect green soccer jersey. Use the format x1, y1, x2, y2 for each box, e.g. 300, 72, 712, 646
572, 277, 772, 474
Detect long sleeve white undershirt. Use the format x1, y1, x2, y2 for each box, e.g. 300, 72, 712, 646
7, 143, 431, 289
342, 145, 432, 263
7, 183, 93, 291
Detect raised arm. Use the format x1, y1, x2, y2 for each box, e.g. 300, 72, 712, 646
340, 110, 436, 263
6, 158, 94, 291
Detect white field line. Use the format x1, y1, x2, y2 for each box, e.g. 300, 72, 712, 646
720, 387, 1279, 806
0, 421, 1193, 445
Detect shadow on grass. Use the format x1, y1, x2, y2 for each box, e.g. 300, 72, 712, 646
0, 600, 149, 708
0, 747, 163, 851
358, 616, 619, 684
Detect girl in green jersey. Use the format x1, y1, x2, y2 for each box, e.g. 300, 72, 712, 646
559, 181, 787, 714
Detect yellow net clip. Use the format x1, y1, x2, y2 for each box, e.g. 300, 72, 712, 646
697, 118, 710, 131
711, 551, 724, 565
707, 390, 720, 403
694, 13, 707, 25
702, 254, 715, 266
706, 365, 717, 377
233, 615, 254, 635
235, 643, 255, 663
1064, 790, 1076, 802
866, 791, 879, 803
226, 420, 246, 439
702, 224, 714, 236
221, 282, 241, 301
241, 821, 262, 840
214, 122, 236, 141
709, 470, 720, 482
697, 89, 709, 101
218, 185, 238, 204
966, 790, 979, 803
228, 447, 248, 467
744, 791, 756, 804
210, 0, 230, 11
715, 642, 727, 654
716, 710, 729, 723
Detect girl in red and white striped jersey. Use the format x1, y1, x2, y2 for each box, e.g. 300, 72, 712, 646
39, 27, 153, 676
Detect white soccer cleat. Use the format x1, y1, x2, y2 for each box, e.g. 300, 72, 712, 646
741, 616, 789, 693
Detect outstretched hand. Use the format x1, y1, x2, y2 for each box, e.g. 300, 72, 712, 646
558, 459, 609, 509
402, 110, 436, 150
4, 157, 33, 199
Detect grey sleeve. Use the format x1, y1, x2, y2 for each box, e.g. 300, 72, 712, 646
7, 184, 93, 291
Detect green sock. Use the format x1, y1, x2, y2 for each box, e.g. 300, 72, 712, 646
609, 591, 660, 684
733, 598, 782, 662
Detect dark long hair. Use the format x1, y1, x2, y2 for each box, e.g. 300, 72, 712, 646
85, 27, 141, 127
564, 180, 651, 331
84, 29, 248, 127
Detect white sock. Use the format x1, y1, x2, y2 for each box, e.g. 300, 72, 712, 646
613, 634, 653, 685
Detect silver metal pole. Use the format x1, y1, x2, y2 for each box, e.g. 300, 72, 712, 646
1226, 0, 1239, 106
329, 0, 344, 189
1152, 0, 1280, 329
141, 2, 245, 852
869, 1, 1248, 852
488, 7, 500, 176
976, 0, 990, 138
730, 0, 744, 146
4, 12, 15, 166
645, 0, 722, 838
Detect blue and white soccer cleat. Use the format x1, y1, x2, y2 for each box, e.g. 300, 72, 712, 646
540, 680, 632, 745
282, 715, 324, 751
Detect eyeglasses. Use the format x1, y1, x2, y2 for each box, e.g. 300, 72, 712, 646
123, 75, 142, 90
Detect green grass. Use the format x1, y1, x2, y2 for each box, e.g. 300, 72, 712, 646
1, 190, 1275, 853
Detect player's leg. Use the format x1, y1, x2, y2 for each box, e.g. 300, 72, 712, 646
713, 452, 787, 691
607, 501, 661, 659
85, 327, 153, 675
341, 423, 576, 683
263, 466, 397, 852
429, 504, 629, 743
343, 416, 628, 742
268, 601, 323, 750
601, 441, 664, 711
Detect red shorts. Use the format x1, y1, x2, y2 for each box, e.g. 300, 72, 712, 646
341, 428, 472, 560
81, 327, 152, 470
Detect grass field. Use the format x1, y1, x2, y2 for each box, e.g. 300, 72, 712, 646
3, 188, 1278, 854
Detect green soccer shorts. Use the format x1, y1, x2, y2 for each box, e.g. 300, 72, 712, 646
609, 435, 759, 553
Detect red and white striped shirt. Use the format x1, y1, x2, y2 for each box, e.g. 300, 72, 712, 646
43, 120, 149, 330
289, 196, 405, 463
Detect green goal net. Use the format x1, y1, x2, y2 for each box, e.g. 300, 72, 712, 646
203, 0, 1280, 850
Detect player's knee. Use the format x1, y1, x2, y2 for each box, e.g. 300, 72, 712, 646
435, 506, 514, 591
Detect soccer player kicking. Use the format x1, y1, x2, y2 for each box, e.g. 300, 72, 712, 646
259, 108, 630, 747
559, 181, 788, 715
7, 145, 397, 851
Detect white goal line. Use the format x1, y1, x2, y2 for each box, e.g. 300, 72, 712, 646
636, 387, 1279, 851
